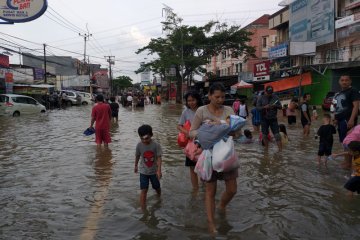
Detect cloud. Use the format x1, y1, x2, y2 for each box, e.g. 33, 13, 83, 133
129, 26, 151, 46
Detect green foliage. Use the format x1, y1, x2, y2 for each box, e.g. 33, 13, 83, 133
113, 75, 133, 91
136, 13, 256, 102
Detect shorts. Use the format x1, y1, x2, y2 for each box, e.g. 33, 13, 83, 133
318, 142, 333, 156
261, 119, 280, 137
344, 176, 360, 194
288, 116, 296, 125
140, 173, 161, 190
301, 119, 310, 127
185, 156, 196, 167
112, 112, 118, 118
95, 129, 111, 145
207, 168, 238, 182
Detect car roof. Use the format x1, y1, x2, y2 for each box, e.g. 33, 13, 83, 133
0, 94, 33, 98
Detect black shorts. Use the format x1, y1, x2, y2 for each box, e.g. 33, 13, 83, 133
301, 119, 310, 127
112, 112, 118, 118
318, 142, 333, 156
288, 116, 296, 125
185, 157, 196, 167
344, 176, 360, 194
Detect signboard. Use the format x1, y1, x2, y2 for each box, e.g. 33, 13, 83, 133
289, 0, 334, 46
335, 14, 360, 29
290, 41, 316, 55
141, 70, 151, 85
253, 61, 270, 81
5, 72, 13, 93
269, 43, 288, 59
0, 0, 48, 23
34, 68, 44, 80
0, 54, 9, 67
345, 0, 360, 10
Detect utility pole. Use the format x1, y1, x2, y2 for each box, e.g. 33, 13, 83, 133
105, 56, 115, 95
79, 33, 92, 63
43, 43, 47, 84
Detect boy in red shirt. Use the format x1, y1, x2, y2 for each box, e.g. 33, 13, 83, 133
90, 94, 112, 147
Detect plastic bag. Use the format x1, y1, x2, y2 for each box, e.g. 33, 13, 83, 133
184, 140, 202, 162
194, 149, 213, 181
229, 115, 246, 131
212, 137, 239, 172
177, 120, 191, 148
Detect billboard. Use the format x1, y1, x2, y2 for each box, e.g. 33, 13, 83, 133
253, 61, 270, 81
0, 54, 9, 67
269, 43, 288, 59
0, 0, 47, 23
289, 0, 335, 46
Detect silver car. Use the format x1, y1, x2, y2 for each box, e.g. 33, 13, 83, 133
0, 94, 46, 117
60, 90, 82, 106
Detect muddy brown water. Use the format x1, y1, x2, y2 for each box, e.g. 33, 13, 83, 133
0, 104, 359, 240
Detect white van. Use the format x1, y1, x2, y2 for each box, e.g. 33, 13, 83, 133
77, 91, 94, 105
0, 94, 46, 117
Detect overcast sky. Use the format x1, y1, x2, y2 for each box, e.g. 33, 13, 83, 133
1, 0, 282, 82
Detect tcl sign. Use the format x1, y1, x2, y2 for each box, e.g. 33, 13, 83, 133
254, 61, 270, 77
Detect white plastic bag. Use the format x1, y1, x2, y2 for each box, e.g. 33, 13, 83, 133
194, 149, 213, 181
212, 136, 239, 172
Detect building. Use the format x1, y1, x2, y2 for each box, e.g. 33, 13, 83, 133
206, 14, 277, 83
267, 0, 360, 105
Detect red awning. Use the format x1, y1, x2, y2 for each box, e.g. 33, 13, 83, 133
231, 80, 253, 89
264, 72, 312, 92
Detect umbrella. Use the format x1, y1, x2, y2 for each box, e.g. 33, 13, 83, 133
231, 80, 253, 90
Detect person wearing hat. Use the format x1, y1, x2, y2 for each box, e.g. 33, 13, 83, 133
256, 85, 283, 151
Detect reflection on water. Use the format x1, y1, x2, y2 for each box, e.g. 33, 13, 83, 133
0, 105, 359, 240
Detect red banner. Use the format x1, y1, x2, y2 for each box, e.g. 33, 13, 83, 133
253, 60, 270, 77
5, 72, 13, 83
0, 54, 9, 68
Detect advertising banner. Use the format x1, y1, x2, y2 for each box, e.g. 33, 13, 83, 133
34, 68, 44, 80
253, 61, 270, 81
290, 0, 334, 46
0, 0, 48, 23
5, 72, 13, 93
0, 54, 9, 67
269, 43, 288, 59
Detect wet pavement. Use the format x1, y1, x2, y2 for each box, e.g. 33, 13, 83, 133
0, 104, 360, 240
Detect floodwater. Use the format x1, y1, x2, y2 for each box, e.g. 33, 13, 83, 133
0, 104, 360, 240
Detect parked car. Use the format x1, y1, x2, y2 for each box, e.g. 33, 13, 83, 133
77, 91, 94, 105
0, 94, 46, 117
60, 90, 82, 106
322, 91, 335, 111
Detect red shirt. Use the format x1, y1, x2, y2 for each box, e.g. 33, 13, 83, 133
91, 102, 111, 130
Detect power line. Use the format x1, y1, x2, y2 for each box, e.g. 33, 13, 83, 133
48, 6, 86, 33
44, 14, 81, 34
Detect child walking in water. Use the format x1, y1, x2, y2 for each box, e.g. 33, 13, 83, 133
279, 124, 289, 145
134, 125, 163, 210
317, 114, 336, 166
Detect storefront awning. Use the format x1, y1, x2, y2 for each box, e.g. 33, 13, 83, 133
231, 80, 253, 90
264, 72, 312, 92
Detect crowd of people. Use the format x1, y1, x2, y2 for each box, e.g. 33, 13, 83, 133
87, 75, 360, 234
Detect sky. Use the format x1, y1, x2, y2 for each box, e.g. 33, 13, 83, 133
1, 0, 283, 83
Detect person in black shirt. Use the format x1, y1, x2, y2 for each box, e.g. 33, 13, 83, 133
109, 96, 120, 123
317, 114, 336, 166
334, 75, 360, 142
300, 93, 311, 136
256, 85, 282, 151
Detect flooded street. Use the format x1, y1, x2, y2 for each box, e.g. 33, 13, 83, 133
1, 104, 360, 240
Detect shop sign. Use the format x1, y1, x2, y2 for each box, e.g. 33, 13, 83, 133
335, 14, 360, 29
0, 54, 9, 67
269, 43, 288, 59
254, 61, 270, 80
0, 0, 47, 23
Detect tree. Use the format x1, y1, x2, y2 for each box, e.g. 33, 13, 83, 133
136, 13, 255, 103
112, 75, 133, 94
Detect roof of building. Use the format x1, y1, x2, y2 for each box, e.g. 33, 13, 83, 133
269, 6, 289, 18
244, 14, 270, 29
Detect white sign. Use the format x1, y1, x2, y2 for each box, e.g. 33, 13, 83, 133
0, 0, 47, 23
290, 41, 316, 55
335, 14, 360, 29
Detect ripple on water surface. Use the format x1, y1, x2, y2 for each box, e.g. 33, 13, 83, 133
0, 104, 360, 239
